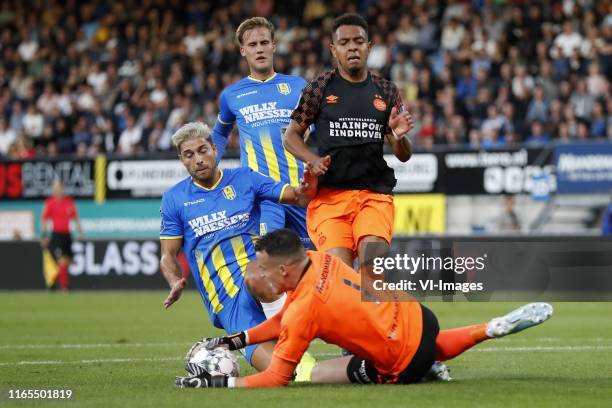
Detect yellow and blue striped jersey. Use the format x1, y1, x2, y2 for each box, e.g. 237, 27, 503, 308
160, 168, 287, 321
212, 73, 306, 187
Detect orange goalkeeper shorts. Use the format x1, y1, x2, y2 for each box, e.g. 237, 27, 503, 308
306, 187, 394, 253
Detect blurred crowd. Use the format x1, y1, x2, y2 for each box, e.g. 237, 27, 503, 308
0, 0, 610, 160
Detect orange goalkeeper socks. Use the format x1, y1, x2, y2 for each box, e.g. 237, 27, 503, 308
434, 323, 489, 361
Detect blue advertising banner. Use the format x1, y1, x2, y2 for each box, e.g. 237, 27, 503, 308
555, 142, 612, 193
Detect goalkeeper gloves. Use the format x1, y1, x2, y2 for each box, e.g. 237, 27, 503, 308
202, 332, 247, 351
176, 371, 229, 388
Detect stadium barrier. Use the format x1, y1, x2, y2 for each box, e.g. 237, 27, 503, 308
1, 239, 166, 290
1, 235, 611, 291
0, 240, 45, 289
0, 144, 570, 201
0, 199, 162, 239
2, 143, 612, 201
554, 142, 612, 193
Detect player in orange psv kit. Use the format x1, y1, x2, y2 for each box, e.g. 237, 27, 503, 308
283, 13, 414, 269
176, 230, 554, 388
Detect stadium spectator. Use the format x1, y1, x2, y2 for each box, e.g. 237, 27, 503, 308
182, 24, 207, 57
36, 83, 60, 118
22, 105, 44, 142
0, 0, 609, 156
117, 112, 142, 155
16, 30, 38, 62
440, 17, 465, 52
367, 33, 389, 71
395, 15, 417, 49
72, 116, 93, 153
552, 20, 584, 59
590, 101, 607, 138
556, 121, 571, 143
526, 121, 552, 145
456, 64, 478, 104
586, 63, 608, 98
575, 119, 591, 142
498, 195, 521, 233
570, 79, 596, 119
0, 117, 16, 157
8, 101, 25, 133
8, 134, 34, 159
481, 105, 504, 135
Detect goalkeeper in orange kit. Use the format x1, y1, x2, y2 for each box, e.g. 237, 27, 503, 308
176, 229, 553, 388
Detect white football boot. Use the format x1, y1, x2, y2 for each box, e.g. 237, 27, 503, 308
423, 361, 453, 382
486, 302, 553, 338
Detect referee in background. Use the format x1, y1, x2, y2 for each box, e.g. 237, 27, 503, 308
41, 180, 83, 291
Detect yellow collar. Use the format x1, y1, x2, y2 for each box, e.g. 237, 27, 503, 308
247, 72, 277, 83
193, 169, 223, 190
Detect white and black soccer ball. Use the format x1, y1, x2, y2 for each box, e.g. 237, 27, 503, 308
185, 341, 239, 377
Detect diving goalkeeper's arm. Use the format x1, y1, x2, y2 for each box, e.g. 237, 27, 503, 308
176, 309, 295, 388
203, 306, 283, 350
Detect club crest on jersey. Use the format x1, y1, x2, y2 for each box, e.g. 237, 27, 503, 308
326, 95, 339, 104
373, 95, 386, 111
222, 185, 236, 200
277, 83, 291, 95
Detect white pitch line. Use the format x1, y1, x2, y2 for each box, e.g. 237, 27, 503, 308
2, 338, 612, 350
1, 347, 612, 367
0, 356, 183, 367
0, 342, 190, 350
473, 345, 612, 352
494, 337, 612, 343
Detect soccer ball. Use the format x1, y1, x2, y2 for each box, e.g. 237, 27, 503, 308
185, 341, 240, 377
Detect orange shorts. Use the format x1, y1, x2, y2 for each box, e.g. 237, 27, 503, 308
306, 187, 394, 253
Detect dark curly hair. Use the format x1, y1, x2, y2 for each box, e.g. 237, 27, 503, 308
254, 229, 305, 258
332, 13, 369, 40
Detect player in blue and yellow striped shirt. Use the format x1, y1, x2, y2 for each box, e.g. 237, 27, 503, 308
211, 17, 309, 248
160, 122, 315, 370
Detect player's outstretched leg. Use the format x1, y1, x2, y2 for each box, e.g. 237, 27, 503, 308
434, 302, 553, 361
485, 302, 553, 338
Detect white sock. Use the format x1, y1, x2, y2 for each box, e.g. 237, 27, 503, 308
261, 292, 287, 319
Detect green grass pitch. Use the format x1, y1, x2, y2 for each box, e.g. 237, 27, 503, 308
1, 292, 611, 407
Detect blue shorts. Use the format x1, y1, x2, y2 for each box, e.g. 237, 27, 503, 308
259, 200, 312, 248
211, 278, 266, 364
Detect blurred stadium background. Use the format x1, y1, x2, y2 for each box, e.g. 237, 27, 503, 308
0, 0, 611, 405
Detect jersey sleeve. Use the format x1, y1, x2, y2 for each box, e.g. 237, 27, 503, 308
390, 81, 403, 110
243, 298, 317, 388
245, 312, 282, 344
272, 310, 316, 364
387, 82, 404, 137
245, 294, 291, 344
217, 89, 236, 125
212, 90, 235, 164
290, 71, 332, 129
41, 199, 50, 220
373, 75, 404, 136
159, 192, 183, 239
242, 354, 297, 388
68, 198, 77, 219
248, 169, 288, 203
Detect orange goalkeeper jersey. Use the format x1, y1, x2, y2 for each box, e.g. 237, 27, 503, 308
243, 250, 423, 388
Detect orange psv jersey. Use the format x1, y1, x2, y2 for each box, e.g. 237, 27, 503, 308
244, 251, 423, 387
